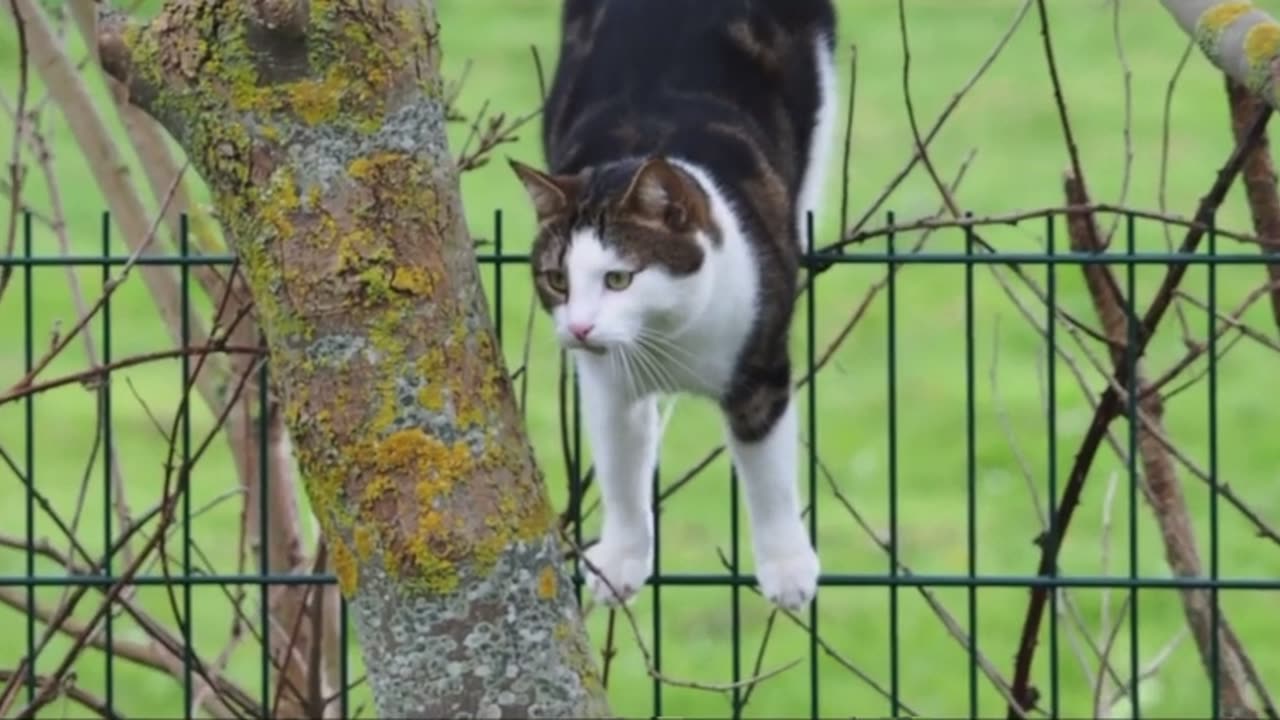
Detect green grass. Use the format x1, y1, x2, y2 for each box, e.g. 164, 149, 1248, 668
3, 0, 1280, 717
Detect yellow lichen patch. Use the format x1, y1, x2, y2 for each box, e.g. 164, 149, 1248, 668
390, 267, 434, 296
335, 227, 379, 271
1245, 21, 1280, 68
349, 151, 409, 182
261, 168, 300, 238
1199, 1, 1254, 35
332, 537, 358, 597
288, 72, 344, 126
360, 473, 396, 510
537, 565, 558, 600
1244, 21, 1280, 94
417, 381, 445, 412
406, 546, 460, 594
368, 429, 475, 590
1195, 1, 1256, 58
353, 523, 376, 561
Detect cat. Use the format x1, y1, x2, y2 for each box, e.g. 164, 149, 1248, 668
509, 0, 838, 611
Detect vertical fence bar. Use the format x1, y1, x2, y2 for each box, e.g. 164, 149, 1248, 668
1207, 218, 1221, 719
805, 210, 820, 720
1125, 212, 1141, 717
885, 211, 900, 715
259, 349, 271, 712
494, 210, 504, 341
573, 368, 585, 603
101, 211, 116, 714
23, 210, 36, 703
1045, 215, 1060, 717
964, 217, 978, 717
180, 214, 195, 715
729, 464, 741, 716
340, 598, 350, 719
651, 462, 663, 719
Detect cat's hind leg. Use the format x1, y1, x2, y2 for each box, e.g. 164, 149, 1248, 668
722, 383, 820, 611
577, 359, 661, 606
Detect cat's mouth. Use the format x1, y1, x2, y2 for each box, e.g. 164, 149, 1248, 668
564, 339, 608, 356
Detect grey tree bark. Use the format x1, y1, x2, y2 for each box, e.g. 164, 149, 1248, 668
94, 1, 611, 716
1161, 0, 1280, 106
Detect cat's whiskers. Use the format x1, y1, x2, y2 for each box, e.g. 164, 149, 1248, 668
636, 329, 709, 390
628, 341, 673, 397
615, 346, 641, 403
632, 340, 677, 396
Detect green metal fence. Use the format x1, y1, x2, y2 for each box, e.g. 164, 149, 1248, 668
2, 207, 1279, 719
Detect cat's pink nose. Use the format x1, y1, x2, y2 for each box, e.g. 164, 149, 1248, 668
569, 322, 594, 341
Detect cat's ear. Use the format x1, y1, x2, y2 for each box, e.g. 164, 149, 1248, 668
509, 159, 576, 220
620, 156, 702, 229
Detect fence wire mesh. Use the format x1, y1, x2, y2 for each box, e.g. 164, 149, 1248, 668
1, 207, 1278, 719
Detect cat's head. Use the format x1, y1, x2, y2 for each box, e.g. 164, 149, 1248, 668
509, 156, 720, 354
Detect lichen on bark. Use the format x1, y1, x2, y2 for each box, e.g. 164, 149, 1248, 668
96, 0, 610, 715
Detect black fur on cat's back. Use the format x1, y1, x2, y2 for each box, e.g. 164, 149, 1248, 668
544, 0, 835, 227
536, 0, 837, 443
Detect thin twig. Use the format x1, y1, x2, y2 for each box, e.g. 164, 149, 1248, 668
1005, 104, 1272, 717
0, 0, 30, 305
574, 538, 803, 694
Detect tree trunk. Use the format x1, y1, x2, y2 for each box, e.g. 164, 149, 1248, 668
1160, 0, 1280, 106
95, 2, 610, 717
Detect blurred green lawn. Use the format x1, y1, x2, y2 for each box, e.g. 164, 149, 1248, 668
2, 0, 1279, 717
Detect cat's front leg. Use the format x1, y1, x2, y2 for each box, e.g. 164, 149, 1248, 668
723, 384, 820, 611
577, 358, 660, 606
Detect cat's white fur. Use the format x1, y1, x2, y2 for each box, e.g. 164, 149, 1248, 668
558, 36, 836, 611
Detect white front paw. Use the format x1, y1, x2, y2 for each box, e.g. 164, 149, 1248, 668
582, 539, 653, 606
756, 543, 820, 611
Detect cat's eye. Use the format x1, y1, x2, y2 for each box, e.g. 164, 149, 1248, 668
604, 271, 633, 290
545, 270, 568, 293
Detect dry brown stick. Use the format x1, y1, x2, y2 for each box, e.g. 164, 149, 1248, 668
0, 345, 264, 405
1092, 472, 1127, 717
0, 670, 115, 720
1226, 76, 1280, 337
1223, 622, 1280, 719
0, 0, 30, 305
733, 608, 780, 714
0, 538, 250, 719
1157, 40, 1198, 342
845, 0, 1031, 237
714, 564, 922, 718
1147, 280, 1280, 400
67, 1, 229, 298
830, 203, 1261, 252
598, 610, 618, 690
1105, 628, 1190, 710
813, 452, 1027, 717
1175, 290, 1280, 355
7, 159, 188, 395
1101, 0, 1134, 247
14, 106, 125, 618
1063, 174, 1257, 718
0, 587, 167, 674
991, 321, 1127, 696
271, 553, 328, 716
2, 0, 219, 394
957, 210, 1280, 554
1005, 97, 1270, 719
0, 491, 258, 719
5, 356, 268, 719
455, 105, 542, 173
574, 539, 803, 695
